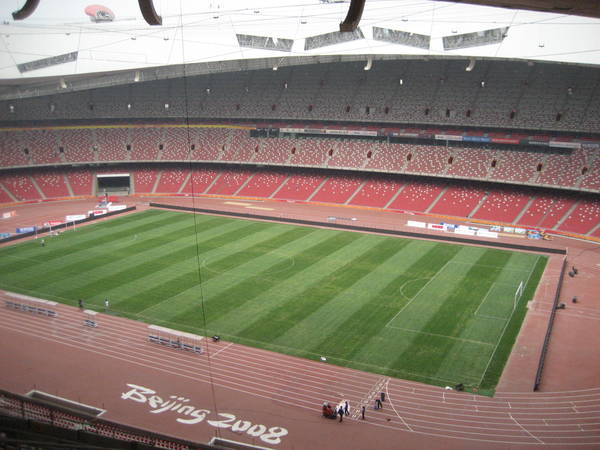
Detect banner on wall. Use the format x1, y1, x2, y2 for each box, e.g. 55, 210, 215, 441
88, 210, 108, 216
107, 204, 127, 212
16, 226, 36, 233
407, 220, 426, 228
65, 214, 87, 222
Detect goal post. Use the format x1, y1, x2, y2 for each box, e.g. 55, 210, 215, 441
514, 280, 524, 310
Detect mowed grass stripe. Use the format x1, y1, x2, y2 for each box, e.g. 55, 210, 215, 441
225, 235, 382, 341
434, 252, 542, 385
38, 216, 239, 299
308, 241, 460, 359
198, 231, 364, 334
62, 220, 277, 306
171, 229, 351, 328
0, 210, 185, 275
3, 215, 227, 291
120, 225, 314, 315
388, 249, 513, 382
88, 219, 265, 310
270, 238, 415, 350
386, 245, 487, 331
0, 209, 170, 265
237, 236, 408, 343
0, 209, 165, 262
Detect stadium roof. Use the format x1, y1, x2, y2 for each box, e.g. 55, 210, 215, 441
0, 0, 599, 82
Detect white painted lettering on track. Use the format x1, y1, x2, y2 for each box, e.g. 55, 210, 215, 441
121, 383, 288, 445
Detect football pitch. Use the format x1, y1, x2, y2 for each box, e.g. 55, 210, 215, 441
0, 209, 547, 393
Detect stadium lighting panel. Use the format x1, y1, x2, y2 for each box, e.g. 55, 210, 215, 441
372, 26, 430, 49
236, 34, 294, 52
443, 27, 508, 50
304, 28, 364, 51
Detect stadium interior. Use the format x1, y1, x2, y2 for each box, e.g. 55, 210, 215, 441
1, 0, 599, 448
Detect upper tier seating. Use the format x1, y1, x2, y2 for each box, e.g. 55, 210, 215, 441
226, 130, 261, 163
253, 138, 293, 165
405, 144, 452, 175
198, 128, 234, 161
537, 148, 587, 187
95, 128, 129, 161
22, 130, 61, 165
446, 147, 492, 179
2, 59, 600, 132
327, 139, 371, 169
489, 150, 540, 183
130, 128, 162, 161
0, 131, 29, 167
162, 127, 191, 160
364, 142, 410, 172
289, 139, 330, 167
57, 129, 95, 163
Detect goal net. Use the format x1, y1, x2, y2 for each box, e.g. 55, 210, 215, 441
514, 280, 525, 310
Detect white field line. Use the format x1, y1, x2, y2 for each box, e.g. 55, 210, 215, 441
385, 258, 454, 328
452, 261, 533, 273
473, 282, 518, 321
384, 326, 494, 348
473, 282, 496, 318
477, 255, 541, 387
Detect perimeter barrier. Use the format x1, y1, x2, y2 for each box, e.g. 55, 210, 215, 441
150, 203, 567, 255
533, 255, 568, 391
0, 389, 210, 450
0, 206, 137, 244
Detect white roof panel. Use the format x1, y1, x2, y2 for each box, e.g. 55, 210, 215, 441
0, 0, 599, 79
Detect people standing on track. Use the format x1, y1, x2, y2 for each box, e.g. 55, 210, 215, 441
380, 391, 386, 402
338, 405, 344, 422
344, 400, 349, 416
375, 398, 382, 410
361, 405, 366, 419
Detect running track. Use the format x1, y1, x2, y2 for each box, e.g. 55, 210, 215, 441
1, 292, 599, 449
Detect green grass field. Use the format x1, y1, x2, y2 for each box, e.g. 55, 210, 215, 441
0, 209, 547, 393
